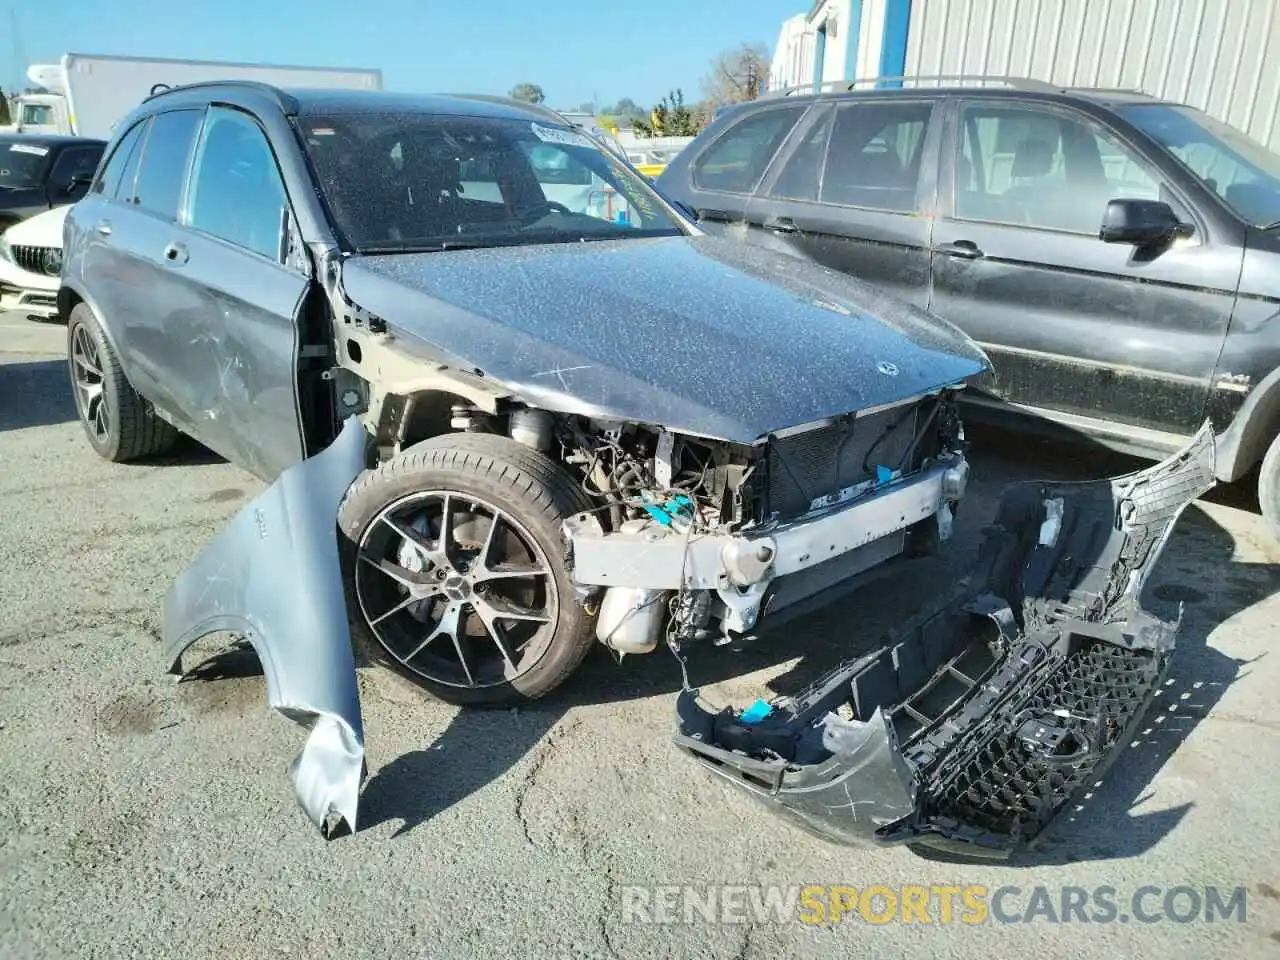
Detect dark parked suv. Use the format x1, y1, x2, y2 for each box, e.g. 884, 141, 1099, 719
657, 77, 1280, 538
0, 133, 106, 230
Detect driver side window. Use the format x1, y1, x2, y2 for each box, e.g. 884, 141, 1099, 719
955, 103, 1176, 234
185, 107, 289, 261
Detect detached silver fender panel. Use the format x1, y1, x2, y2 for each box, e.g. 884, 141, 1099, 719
161, 417, 369, 838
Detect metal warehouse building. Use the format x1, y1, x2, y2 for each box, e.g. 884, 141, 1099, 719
769, 0, 1280, 148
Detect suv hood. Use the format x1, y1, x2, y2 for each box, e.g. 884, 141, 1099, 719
3, 203, 67, 245
340, 235, 990, 442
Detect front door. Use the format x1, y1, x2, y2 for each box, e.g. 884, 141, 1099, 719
746, 97, 942, 310
929, 98, 1242, 440
154, 105, 311, 481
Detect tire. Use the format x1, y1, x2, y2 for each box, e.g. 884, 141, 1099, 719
1257, 432, 1280, 544
66, 303, 178, 462
338, 431, 598, 706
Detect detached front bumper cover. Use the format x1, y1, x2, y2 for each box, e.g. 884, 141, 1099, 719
161, 417, 370, 838
675, 424, 1217, 859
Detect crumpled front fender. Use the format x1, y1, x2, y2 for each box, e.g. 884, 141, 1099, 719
161, 417, 370, 838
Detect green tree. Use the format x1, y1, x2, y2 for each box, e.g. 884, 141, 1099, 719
631, 89, 703, 138
509, 82, 546, 104
0, 89, 10, 127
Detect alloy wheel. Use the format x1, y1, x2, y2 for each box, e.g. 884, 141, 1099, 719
354, 490, 560, 690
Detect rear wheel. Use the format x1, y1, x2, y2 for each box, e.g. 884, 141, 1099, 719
338, 432, 598, 706
66, 303, 178, 462
1257, 432, 1280, 543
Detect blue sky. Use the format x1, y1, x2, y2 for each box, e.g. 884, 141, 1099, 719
5, 0, 800, 109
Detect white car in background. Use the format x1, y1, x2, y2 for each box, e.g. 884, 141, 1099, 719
0, 203, 67, 321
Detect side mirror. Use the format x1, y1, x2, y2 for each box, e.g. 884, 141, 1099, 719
62, 172, 94, 195
1099, 198, 1189, 246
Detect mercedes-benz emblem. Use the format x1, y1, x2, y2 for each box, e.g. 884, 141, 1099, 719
41, 247, 63, 277
876, 360, 899, 377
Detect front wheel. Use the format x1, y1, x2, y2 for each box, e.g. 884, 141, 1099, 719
1257, 432, 1280, 544
338, 432, 598, 706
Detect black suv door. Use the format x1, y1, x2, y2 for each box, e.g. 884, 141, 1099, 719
745, 96, 943, 309
929, 98, 1243, 440
673, 102, 809, 232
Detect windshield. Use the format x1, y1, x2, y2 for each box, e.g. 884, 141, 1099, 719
1118, 103, 1280, 226
298, 112, 685, 252
0, 140, 51, 189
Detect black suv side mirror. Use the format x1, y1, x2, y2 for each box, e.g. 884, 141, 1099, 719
1099, 199, 1189, 247
61, 172, 95, 196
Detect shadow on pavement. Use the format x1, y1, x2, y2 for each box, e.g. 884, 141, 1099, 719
0, 359, 76, 431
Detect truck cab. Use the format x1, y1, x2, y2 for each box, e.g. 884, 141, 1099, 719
13, 94, 71, 137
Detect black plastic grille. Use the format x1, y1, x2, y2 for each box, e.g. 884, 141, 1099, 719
929, 641, 1161, 841
10, 245, 60, 277
766, 404, 918, 521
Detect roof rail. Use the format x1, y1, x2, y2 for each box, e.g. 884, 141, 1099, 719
762, 74, 1063, 98
142, 78, 297, 111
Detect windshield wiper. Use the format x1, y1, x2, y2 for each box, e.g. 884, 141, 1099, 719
1259, 220, 1280, 230
359, 240, 496, 254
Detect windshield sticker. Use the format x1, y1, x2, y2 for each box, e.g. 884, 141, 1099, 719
530, 122, 596, 150
9, 143, 50, 156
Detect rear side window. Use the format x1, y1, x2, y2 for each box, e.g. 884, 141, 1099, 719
770, 107, 835, 201
94, 120, 148, 198
131, 109, 203, 219
692, 106, 805, 194
819, 101, 933, 212
186, 107, 289, 260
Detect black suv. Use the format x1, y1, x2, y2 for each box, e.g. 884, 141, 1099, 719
0, 134, 106, 230
657, 78, 1280, 538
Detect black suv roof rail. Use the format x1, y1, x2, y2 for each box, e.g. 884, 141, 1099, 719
143, 79, 299, 111
762, 74, 1068, 98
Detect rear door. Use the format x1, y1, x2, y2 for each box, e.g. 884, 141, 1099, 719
72, 116, 150, 348
929, 98, 1242, 439
155, 104, 311, 481
748, 96, 942, 309
675, 103, 809, 232
108, 108, 207, 415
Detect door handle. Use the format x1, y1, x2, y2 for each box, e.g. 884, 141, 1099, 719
94, 221, 112, 236
934, 240, 984, 259
764, 216, 798, 233
162, 242, 189, 266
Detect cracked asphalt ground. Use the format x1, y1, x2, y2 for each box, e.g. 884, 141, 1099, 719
2, 309, 1280, 959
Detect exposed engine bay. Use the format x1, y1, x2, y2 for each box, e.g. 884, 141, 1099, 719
673, 423, 1216, 860
447, 386, 969, 657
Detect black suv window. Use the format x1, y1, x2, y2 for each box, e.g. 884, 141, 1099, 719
770, 107, 835, 201
48, 146, 103, 191
691, 105, 805, 194
818, 101, 933, 212
131, 109, 203, 219
955, 102, 1170, 234
187, 107, 289, 260
94, 119, 148, 199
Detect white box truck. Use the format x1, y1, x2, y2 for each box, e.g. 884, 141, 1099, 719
11, 53, 383, 139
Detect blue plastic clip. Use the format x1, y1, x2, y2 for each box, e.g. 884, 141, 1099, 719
740, 698, 774, 725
